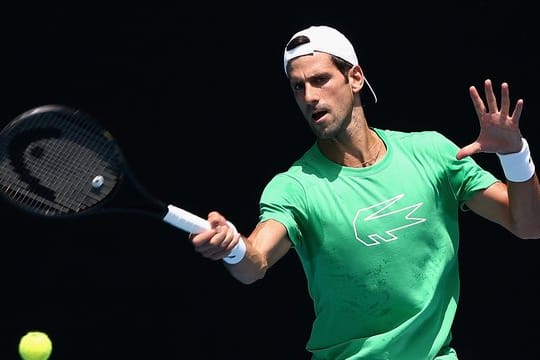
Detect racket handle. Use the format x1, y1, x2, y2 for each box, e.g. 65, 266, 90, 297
163, 205, 247, 264
163, 205, 211, 233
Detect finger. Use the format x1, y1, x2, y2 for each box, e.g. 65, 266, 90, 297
511, 99, 524, 125
207, 211, 227, 228
206, 236, 242, 261
500, 82, 510, 119
195, 225, 232, 251
456, 142, 482, 160
469, 86, 485, 119
484, 79, 498, 113
202, 233, 236, 257
190, 229, 216, 248
209, 231, 232, 250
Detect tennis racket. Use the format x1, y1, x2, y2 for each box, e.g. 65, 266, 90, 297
0, 104, 243, 262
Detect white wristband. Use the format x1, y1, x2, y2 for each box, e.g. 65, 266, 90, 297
223, 221, 247, 264
496, 138, 536, 182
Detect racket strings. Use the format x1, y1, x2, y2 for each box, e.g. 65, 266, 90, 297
6, 113, 77, 213
35, 112, 120, 212
36, 113, 117, 210
0, 108, 123, 216
6, 117, 72, 213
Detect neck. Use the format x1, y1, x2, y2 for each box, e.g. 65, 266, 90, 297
318, 127, 386, 168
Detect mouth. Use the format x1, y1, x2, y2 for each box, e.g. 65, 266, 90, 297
311, 110, 327, 122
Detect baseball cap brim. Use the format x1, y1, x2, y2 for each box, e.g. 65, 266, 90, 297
283, 25, 377, 105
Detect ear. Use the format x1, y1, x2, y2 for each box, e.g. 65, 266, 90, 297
349, 65, 365, 94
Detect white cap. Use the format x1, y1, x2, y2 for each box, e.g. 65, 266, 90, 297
283, 25, 377, 104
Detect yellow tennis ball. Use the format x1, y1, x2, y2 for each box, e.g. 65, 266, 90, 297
18, 331, 53, 360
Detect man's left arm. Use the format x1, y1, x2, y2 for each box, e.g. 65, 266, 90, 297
459, 79, 540, 239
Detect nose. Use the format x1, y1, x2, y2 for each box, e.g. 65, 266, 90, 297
303, 84, 319, 104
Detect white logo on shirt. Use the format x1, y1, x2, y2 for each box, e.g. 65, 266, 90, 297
353, 193, 426, 246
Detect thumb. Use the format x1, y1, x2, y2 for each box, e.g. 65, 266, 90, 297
456, 142, 480, 160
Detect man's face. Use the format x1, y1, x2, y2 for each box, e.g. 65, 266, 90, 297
287, 52, 356, 140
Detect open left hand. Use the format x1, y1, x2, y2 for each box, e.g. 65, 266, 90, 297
456, 79, 524, 160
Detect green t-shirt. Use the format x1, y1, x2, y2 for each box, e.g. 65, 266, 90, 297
259, 129, 499, 360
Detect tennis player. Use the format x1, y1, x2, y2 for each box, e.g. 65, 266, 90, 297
189, 25, 540, 359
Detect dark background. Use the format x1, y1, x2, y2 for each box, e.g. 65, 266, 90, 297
1, 1, 539, 359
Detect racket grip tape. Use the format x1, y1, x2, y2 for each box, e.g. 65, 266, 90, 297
163, 205, 246, 264
163, 205, 211, 233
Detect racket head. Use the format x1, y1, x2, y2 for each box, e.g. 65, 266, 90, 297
0, 105, 125, 218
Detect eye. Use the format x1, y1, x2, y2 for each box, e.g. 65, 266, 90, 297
292, 82, 305, 92
312, 75, 329, 87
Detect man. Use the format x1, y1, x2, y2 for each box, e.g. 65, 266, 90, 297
189, 25, 540, 359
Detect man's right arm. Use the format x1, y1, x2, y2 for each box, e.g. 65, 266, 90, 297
190, 213, 291, 285
224, 219, 292, 284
